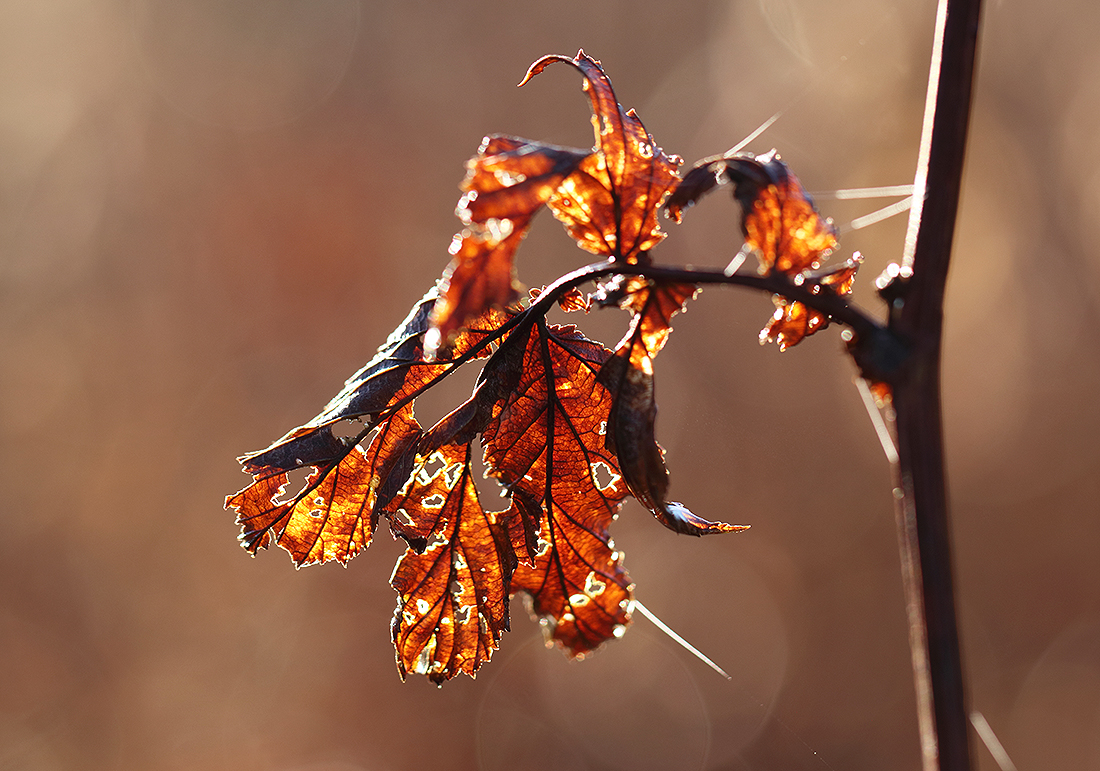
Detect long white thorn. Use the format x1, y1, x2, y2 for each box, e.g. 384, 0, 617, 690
728, 109, 784, 156
842, 195, 914, 233
970, 711, 1019, 771
855, 377, 898, 465
631, 599, 731, 680
811, 184, 915, 200
724, 244, 751, 276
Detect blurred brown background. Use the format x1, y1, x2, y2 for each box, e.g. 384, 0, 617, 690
2, 1, 1097, 769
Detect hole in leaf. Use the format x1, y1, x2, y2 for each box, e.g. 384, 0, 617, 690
471, 439, 511, 509
584, 571, 607, 596
330, 418, 365, 440
394, 508, 415, 528
420, 453, 446, 480
590, 461, 617, 491
421, 493, 446, 509
275, 466, 313, 504
443, 462, 462, 490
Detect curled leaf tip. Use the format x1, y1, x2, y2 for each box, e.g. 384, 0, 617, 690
518, 53, 573, 87
662, 501, 750, 536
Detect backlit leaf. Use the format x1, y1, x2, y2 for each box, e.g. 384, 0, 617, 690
667, 149, 838, 276
428, 137, 589, 354
389, 443, 516, 683
226, 52, 810, 684
428, 52, 682, 355
760, 255, 862, 350
227, 405, 421, 566
479, 317, 633, 655
530, 285, 590, 313
597, 279, 747, 536
238, 287, 505, 476
226, 289, 510, 565
522, 51, 682, 262
667, 150, 860, 351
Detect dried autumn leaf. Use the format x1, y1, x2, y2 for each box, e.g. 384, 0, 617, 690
667, 150, 860, 350
761, 298, 822, 352
476, 317, 633, 655
522, 51, 681, 262
596, 278, 747, 536
428, 222, 525, 356
428, 51, 681, 355
389, 443, 517, 683
760, 255, 862, 350
555, 287, 591, 313
227, 405, 421, 565
530, 285, 590, 313
428, 136, 589, 354
238, 286, 503, 475
226, 288, 510, 565
666, 149, 838, 276
508, 492, 632, 657
332, 309, 634, 669
227, 53, 778, 685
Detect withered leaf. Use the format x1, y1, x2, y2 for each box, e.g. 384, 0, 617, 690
761, 298, 822, 352
555, 287, 591, 313
227, 52, 775, 685
522, 51, 681, 262
666, 149, 838, 276
508, 494, 632, 657
239, 286, 503, 476
389, 443, 516, 683
760, 256, 862, 350
429, 136, 589, 354
667, 150, 861, 351
407, 314, 633, 657
428, 51, 681, 355
226, 288, 509, 565
478, 317, 634, 656
597, 279, 747, 536
530, 285, 590, 313
228, 405, 421, 565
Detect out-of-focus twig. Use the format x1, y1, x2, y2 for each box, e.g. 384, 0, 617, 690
886, 0, 984, 769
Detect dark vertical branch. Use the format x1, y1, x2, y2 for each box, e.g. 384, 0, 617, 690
889, 0, 983, 769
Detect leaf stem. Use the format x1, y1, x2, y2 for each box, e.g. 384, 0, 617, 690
528, 259, 886, 342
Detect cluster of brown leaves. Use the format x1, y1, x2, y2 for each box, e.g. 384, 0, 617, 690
667, 148, 859, 350
426, 51, 682, 357
228, 51, 858, 683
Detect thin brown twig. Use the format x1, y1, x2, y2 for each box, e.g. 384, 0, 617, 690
529, 259, 886, 342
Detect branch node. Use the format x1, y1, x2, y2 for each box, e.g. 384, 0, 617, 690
848, 326, 911, 387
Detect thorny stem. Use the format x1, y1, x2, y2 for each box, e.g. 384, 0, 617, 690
887, 0, 983, 769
